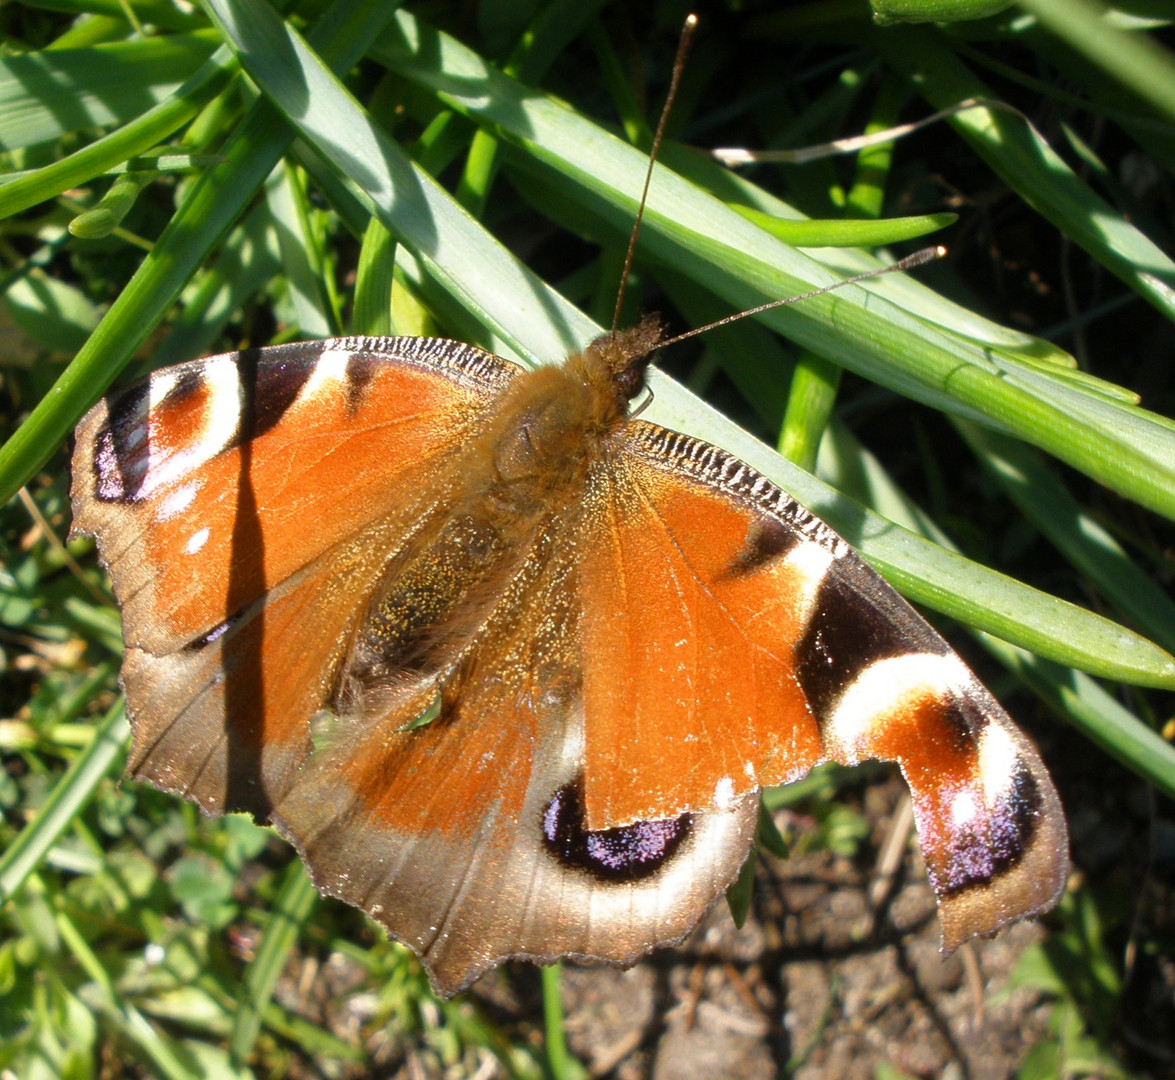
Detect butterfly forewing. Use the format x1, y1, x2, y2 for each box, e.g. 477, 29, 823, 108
71, 336, 520, 815
580, 419, 1066, 946
578, 425, 829, 827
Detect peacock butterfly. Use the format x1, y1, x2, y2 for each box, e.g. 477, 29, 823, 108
69, 310, 1068, 997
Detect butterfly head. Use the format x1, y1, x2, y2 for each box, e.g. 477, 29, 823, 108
584, 313, 665, 406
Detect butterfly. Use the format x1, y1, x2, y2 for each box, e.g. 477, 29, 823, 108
70, 306, 1068, 997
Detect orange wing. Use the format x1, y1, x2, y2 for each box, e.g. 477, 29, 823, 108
71, 336, 519, 816
576, 430, 826, 828
74, 337, 757, 998
577, 421, 1068, 950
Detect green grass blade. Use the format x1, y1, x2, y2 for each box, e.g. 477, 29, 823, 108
213, 4, 1175, 531
1019, 0, 1175, 126
0, 45, 238, 222
263, 162, 338, 337
985, 636, 1175, 802
352, 216, 397, 337
230, 861, 318, 1066
374, 13, 1175, 521
732, 206, 957, 246
199, 0, 1175, 688
870, 26, 1175, 323
84, 991, 251, 1080
0, 700, 129, 905
204, 0, 596, 366
150, 203, 284, 369
22, 0, 205, 31
0, 31, 220, 151
540, 964, 580, 1080
0, 96, 291, 502
956, 418, 1175, 655
659, 141, 1056, 355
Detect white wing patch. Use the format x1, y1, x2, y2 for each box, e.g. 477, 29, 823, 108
124, 355, 242, 502
296, 348, 353, 409
824, 652, 972, 761
950, 789, 979, 828
185, 527, 211, 555
156, 482, 198, 522
784, 540, 835, 625
976, 721, 1020, 804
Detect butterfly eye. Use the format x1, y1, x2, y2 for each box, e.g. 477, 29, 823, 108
613, 365, 647, 403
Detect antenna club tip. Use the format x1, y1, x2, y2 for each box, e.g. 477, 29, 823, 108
685, 13, 699, 27
898, 244, 948, 271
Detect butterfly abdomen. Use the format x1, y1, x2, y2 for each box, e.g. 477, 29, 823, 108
349, 513, 509, 682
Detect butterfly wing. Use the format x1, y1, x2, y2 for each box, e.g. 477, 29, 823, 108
270, 517, 759, 998
71, 336, 519, 817
576, 420, 1068, 950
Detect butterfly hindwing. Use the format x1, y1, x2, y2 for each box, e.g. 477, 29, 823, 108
270, 515, 758, 997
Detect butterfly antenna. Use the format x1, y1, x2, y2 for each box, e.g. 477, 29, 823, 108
610, 13, 698, 340
658, 245, 948, 350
